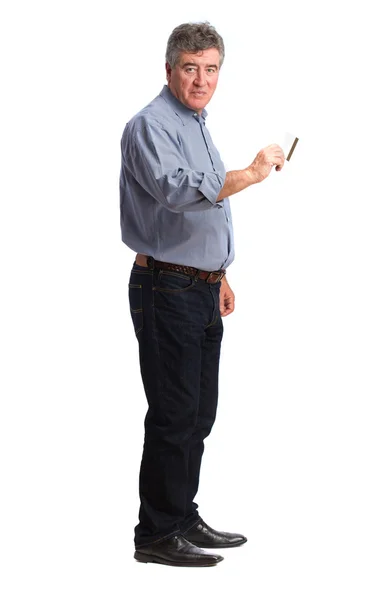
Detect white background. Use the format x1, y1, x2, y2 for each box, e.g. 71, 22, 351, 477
1, 0, 388, 598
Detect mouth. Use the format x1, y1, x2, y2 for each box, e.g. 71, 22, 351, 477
192, 91, 206, 96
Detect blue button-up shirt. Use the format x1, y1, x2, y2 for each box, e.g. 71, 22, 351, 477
120, 85, 235, 271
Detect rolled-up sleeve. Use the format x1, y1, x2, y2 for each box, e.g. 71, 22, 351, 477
122, 119, 225, 212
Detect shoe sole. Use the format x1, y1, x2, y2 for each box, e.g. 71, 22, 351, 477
134, 551, 223, 567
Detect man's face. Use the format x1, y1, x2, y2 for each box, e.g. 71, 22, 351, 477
166, 47, 220, 114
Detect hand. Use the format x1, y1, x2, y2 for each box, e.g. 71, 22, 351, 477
219, 276, 235, 317
247, 143, 285, 183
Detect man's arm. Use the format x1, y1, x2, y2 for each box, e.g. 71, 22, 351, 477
217, 143, 286, 316
219, 275, 235, 317
122, 118, 224, 212
217, 144, 285, 201
216, 168, 257, 201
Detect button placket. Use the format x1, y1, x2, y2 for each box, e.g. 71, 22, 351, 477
199, 121, 217, 172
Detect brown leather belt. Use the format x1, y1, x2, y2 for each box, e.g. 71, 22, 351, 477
146, 256, 226, 284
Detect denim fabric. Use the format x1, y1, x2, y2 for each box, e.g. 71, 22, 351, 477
128, 259, 223, 548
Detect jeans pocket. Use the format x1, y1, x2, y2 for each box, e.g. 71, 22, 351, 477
128, 284, 143, 335
153, 270, 195, 294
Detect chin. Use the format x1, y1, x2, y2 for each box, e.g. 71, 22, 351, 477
188, 99, 207, 110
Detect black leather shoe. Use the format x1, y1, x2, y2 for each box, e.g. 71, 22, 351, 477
184, 519, 247, 548
134, 534, 224, 567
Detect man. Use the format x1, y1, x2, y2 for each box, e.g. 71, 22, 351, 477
120, 22, 285, 567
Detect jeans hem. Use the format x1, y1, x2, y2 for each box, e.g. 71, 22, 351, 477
181, 517, 203, 535
135, 528, 181, 549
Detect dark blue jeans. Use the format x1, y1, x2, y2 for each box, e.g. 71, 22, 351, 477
128, 258, 224, 548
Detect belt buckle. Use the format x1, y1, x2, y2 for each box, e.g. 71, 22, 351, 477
206, 271, 222, 284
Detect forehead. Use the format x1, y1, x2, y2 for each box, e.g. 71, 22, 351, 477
178, 47, 220, 66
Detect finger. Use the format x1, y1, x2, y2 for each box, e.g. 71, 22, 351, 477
225, 299, 234, 312
220, 300, 233, 316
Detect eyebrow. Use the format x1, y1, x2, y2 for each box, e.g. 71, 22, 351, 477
181, 62, 219, 69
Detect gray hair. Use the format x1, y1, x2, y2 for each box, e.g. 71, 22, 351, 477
165, 22, 225, 69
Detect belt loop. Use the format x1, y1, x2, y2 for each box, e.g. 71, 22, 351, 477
147, 256, 155, 270
194, 268, 200, 282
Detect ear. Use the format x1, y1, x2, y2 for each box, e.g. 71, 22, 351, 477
165, 62, 172, 83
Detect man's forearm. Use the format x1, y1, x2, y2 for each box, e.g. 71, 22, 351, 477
217, 168, 260, 201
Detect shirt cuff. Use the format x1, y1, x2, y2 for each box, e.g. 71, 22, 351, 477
198, 172, 225, 205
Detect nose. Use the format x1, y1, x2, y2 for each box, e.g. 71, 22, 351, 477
194, 69, 206, 87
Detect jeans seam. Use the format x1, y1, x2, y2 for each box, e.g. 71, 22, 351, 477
129, 283, 144, 334
153, 283, 196, 294
153, 270, 196, 294
205, 286, 219, 329
159, 269, 192, 281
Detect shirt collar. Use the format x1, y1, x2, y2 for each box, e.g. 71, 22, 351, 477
159, 85, 208, 125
